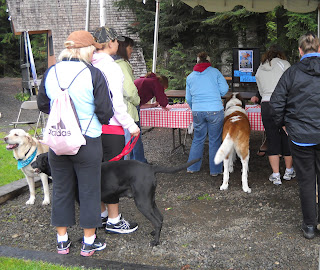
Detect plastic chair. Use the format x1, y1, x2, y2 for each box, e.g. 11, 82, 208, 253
11, 100, 45, 138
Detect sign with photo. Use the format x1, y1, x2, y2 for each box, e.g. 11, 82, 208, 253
239, 50, 253, 72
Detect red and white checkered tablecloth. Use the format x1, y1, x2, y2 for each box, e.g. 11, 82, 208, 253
141, 104, 264, 131
140, 104, 193, 129
245, 105, 264, 131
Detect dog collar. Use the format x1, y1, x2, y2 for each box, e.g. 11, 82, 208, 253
17, 148, 37, 170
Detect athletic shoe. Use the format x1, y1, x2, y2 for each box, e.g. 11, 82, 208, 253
283, 169, 296, 181
106, 215, 138, 234
57, 239, 71, 255
101, 216, 108, 227
80, 237, 106, 257
269, 174, 282, 185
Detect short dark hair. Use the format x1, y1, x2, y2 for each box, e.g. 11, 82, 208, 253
117, 36, 135, 61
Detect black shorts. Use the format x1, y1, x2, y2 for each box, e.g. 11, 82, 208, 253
261, 102, 291, 156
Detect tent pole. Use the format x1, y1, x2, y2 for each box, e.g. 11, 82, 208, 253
85, 0, 91, 31
152, 0, 160, 73
100, 0, 106, 27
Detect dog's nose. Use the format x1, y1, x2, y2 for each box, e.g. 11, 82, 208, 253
4, 137, 8, 142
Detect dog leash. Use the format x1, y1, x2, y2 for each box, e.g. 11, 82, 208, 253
108, 134, 140, 162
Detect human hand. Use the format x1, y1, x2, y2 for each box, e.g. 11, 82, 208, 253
130, 126, 140, 137
282, 126, 288, 135
250, 96, 259, 103
162, 106, 170, 111
153, 102, 159, 107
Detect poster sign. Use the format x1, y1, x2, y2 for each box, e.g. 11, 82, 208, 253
239, 50, 253, 72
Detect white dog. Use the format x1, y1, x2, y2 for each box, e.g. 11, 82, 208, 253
4, 129, 50, 205
214, 93, 251, 193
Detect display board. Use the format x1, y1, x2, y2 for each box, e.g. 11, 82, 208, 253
232, 48, 260, 85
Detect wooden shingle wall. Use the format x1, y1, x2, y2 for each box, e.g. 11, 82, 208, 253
6, 0, 147, 78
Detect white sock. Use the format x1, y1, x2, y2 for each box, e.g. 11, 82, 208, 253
57, 232, 68, 243
101, 209, 108, 218
272, 172, 280, 178
83, 234, 96, 245
108, 214, 121, 224
286, 167, 294, 173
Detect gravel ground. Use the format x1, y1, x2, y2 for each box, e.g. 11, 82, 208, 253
0, 77, 320, 270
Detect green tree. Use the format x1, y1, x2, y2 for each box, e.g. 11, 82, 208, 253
0, 0, 20, 76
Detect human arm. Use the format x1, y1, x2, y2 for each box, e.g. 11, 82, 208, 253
185, 77, 192, 110
216, 70, 229, 97
269, 69, 292, 127
106, 66, 140, 134
119, 61, 140, 106
37, 66, 54, 114
153, 80, 168, 107
91, 68, 114, 125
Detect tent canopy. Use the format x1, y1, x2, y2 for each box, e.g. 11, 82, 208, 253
180, 0, 320, 13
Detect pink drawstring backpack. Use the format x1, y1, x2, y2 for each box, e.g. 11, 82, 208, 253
41, 67, 92, 155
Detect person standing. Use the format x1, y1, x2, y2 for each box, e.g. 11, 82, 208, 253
270, 33, 320, 239
92, 26, 140, 234
112, 37, 144, 161
255, 45, 294, 185
186, 52, 228, 176
37, 30, 113, 256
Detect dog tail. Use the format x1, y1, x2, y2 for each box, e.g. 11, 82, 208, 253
214, 133, 233, 164
152, 158, 201, 174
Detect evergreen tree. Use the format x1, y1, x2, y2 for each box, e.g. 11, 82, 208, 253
0, 0, 20, 77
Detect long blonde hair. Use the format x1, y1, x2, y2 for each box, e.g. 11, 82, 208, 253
58, 44, 96, 64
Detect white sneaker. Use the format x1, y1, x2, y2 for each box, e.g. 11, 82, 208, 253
283, 169, 296, 181
269, 174, 282, 185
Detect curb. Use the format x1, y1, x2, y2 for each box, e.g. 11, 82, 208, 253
0, 177, 43, 205
0, 246, 175, 270
0, 176, 53, 205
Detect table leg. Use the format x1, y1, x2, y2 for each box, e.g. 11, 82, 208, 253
171, 128, 186, 154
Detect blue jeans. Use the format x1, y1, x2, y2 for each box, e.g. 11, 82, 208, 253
187, 110, 224, 174
124, 106, 148, 163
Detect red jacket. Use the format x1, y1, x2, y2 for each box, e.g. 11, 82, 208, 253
134, 73, 168, 107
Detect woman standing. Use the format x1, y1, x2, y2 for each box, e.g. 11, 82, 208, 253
92, 26, 140, 234
255, 45, 294, 186
37, 30, 113, 256
186, 52, 229, 176
270, 33, 320, 239
113, 37, 145, 161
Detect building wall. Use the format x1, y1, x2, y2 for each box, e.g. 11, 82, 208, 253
6, 0, 147, 78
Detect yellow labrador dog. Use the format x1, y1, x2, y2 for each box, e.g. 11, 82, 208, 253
4, 129, 50, 205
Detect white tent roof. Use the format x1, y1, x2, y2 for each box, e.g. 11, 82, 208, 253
181, 0, 320, 13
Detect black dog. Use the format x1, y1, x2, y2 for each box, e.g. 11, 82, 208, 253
31, 153, 51, 176
31, 153, 199, 246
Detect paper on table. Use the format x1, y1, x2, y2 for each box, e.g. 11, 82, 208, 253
168, 108, 189, 111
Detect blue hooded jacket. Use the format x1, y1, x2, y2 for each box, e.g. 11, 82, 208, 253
186, 63, 228, 111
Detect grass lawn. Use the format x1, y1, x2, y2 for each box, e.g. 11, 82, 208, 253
0, 131, 24, 186
0, 257, 101, 269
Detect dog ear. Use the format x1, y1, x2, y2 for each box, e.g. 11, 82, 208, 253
236, 93, 245, 108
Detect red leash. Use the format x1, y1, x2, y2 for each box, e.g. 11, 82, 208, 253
108, 134, 140, 162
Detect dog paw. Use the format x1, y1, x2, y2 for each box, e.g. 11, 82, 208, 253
243, 187, 251, 193
220, 184, 228, 191
26, 198, 35, 205
42, 199, 50, 205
